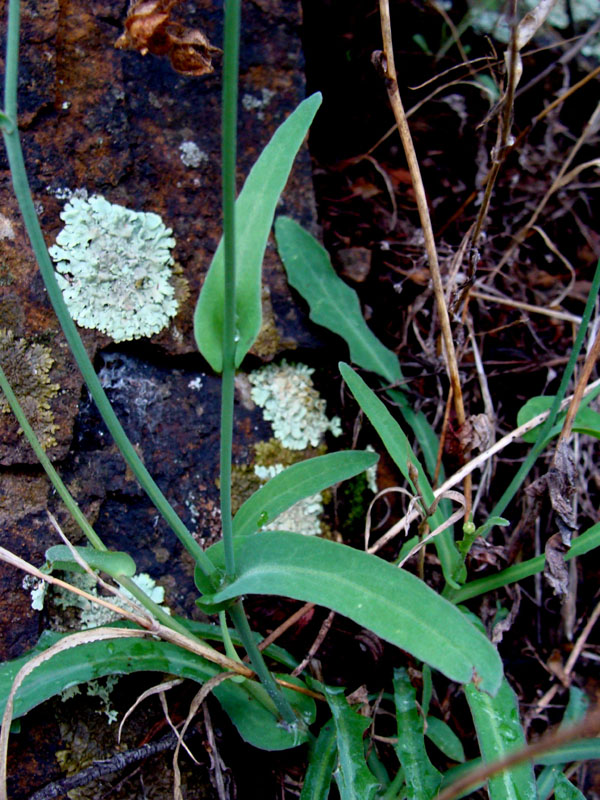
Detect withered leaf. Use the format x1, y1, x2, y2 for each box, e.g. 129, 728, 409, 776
115, 0, 220, 77
544, 533, 570, 596
548, 440, 577, 546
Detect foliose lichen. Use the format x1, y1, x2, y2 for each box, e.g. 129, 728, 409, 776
248, 360, 342, 450
255, 463, 324, 536
49, 195, 179, 342
0, 328, 59, 449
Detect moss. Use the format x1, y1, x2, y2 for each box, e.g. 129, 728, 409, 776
254, 438, 326, 469
250, 285, 281, 361
0, 328, 59, 449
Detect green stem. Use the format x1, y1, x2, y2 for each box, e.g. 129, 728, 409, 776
220, 0, 241, 579
229, 601, 298, 726
488, 257, 600, 522
0, 0, 216, 581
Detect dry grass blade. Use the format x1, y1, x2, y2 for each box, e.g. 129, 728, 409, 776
118, 678, 183, 743
377, 0, 469, 513
397, 490, 467, 567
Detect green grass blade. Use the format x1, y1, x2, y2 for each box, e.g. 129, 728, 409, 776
233, 450, 378, 536
393, 668, 442, 799
194, 93, 322, 372
465, 678, 536, 800
199, 531, 503, 693
339, 362, 464, 586
275, 217, 402, 384
324, 687, 380, 800
449, 521, 600, 603
300, 720, 337, 800
535, 738, 600, 765
425, 716, 466, 763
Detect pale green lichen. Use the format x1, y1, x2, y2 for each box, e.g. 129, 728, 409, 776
0, 328, 59, 449
249, 360, 341, 450
255, 463, 324, 536
49, 195, 179, 342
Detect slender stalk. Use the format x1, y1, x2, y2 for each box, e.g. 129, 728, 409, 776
0, 0, 216, 581
219, 0, 241, 578
377, 0, 470, 516
229, 601, 298, 725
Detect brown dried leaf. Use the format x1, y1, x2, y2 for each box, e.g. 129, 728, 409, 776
115, 0, 220, 76
544, 533, 569, 596
549, 440, 577, 546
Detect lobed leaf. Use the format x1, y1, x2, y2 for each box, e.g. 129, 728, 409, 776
394, 668, 442, 799
465, 678, 536, 800
300, 720, 337, 800
199, 531, 503, 693
275, 216, 402, 385
324, 687, 380, 800
194, 93, 322, 372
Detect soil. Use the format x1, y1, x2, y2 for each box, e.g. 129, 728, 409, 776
1, 0, 600, 798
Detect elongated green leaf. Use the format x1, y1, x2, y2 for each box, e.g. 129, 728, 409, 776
339, 362, 464, 586
45, 545, 136, 578
450, 521, 600, 603
554, 772, 586, 800
275, 217, 402, 385
0, 628, 314, 751
394, 668, 442, 800
194, 93, 322, 372
537, 765, 562, 800
233, 450, 378, 537
466, 678, 536, 800
425, 716, 466, 763
518, 390, 600, 444
300, 720, 337, 800
325, 687, 380, 800
199, 531, 503, 693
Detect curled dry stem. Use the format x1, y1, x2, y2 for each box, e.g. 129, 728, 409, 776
377, 0, 469, 512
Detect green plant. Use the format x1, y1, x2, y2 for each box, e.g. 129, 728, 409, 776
1, 0, 600, 798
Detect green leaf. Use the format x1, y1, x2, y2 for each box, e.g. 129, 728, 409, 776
300, 719, 337, 800
199, 531, 503, 693
449, 521, 600, 603
554, 772, 586, 800
339, 362, 464, 587
517, 390, 600, 444
233, 450, 378, 537
324, 687, 380, 800
425, 716, 466, 763
394, 668, 442, 800
465, 678, 536, 800
0, 627, 313, 751
275, 217, 402, 385
45, 545, 137, 578
194, 93, 322, 372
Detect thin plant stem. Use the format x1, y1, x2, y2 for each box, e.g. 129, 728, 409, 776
0, 0, 216, 581
218, 0, 298, 726
229, 601, 298, 725
377, 0, 470, 515
220, 0, 241, 579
